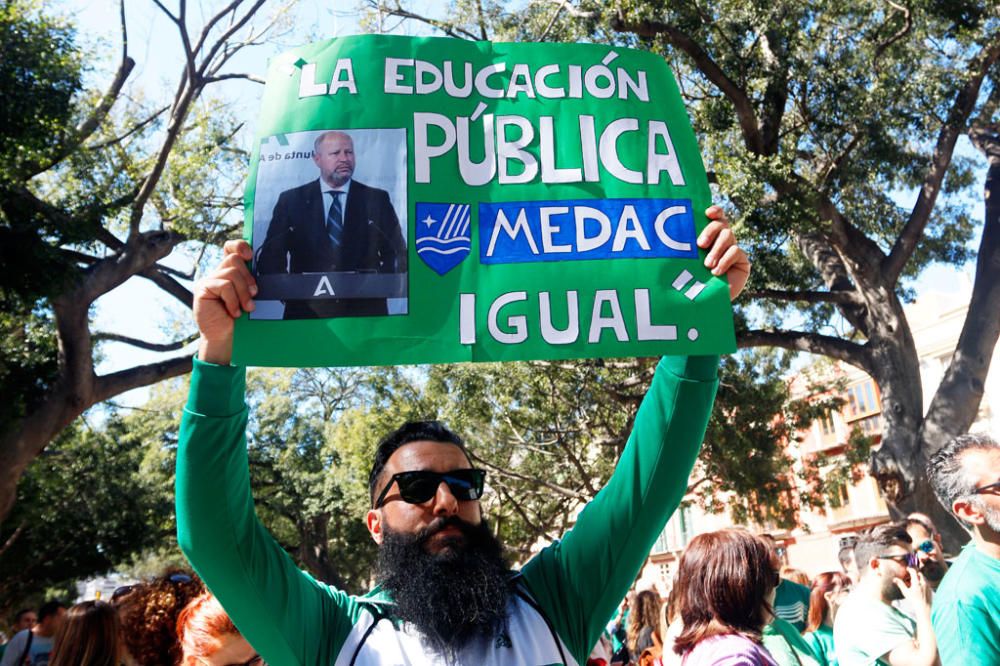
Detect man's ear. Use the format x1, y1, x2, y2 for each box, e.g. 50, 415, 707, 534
868, 556, 880, 572
953, 498, 984, 526
366, 509, 384, 545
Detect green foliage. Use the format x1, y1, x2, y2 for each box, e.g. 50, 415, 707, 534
0, 1, 84, 432
0, 0, 83, 182
694, 350, 843, 527
0, 417, 169, 616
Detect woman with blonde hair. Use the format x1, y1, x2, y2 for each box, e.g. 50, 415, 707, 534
48, 601, 119, 666
177, 592, 262, 665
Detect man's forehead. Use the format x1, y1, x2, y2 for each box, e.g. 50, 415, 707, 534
906, 523, 931, 540
385, 439, 471, 473
319, 135, 353, 150
962, 447, 1000, 484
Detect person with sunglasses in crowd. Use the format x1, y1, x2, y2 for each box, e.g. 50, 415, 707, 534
903, 516, 948, 591
175, 207, 749, 665
831, 522, 937, 666
112, 571, 204, 666
927, 433, 1000, 666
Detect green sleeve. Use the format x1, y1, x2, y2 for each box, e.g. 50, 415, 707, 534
175, 359, 362, 665
520, 355, 719, 664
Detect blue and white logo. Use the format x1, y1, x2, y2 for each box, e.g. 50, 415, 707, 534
415, 202, 472, 276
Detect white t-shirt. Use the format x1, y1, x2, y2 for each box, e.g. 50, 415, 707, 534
833, 592, 916, 666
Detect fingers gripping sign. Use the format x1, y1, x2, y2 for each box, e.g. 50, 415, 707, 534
697, 206, 751, 301
194, 240, 258, 365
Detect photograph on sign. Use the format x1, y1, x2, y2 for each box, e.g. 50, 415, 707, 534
250, 127, 408, 320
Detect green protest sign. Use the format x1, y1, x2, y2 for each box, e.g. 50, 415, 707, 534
232, 35, 735, 367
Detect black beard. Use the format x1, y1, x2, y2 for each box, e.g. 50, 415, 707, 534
376, 516, 511, 656
919, 559, 947, 583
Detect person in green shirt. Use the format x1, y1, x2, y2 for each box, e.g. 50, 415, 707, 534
177, 209, 750, 665
802, 571, 851, 666
762, 617, 820, 666
761, 535, 811, 632
927, 433, 1000, 666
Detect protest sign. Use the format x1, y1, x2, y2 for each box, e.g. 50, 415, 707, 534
233, 34, 736, 367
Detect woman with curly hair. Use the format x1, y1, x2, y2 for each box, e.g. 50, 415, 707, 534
113, 570, 204, 666
48, 601, 120, 666
177, 592, 262, 665
627, 589, 662, 664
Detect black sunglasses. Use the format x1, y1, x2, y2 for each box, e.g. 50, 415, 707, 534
877, 552, 918, 568
112, 573, 193, 601
974, 479, 1000, 494
374, 469, 486, 508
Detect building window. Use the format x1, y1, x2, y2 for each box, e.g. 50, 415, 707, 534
678, 505, 694, 547
820, 411, 835, 435
856, 414, 882, 435
847, 380, 880, 418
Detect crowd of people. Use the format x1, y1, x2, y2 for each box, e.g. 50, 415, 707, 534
5, 424, 988, 666
0, 572, 262, 666
595, 432, 1000, 666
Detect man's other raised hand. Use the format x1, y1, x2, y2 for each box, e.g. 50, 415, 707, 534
194, 240, 257, 365
698, 205, 750, 301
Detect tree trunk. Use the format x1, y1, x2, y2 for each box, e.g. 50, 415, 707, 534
0, 387, 83, 522
868, 139, 1000, 552
298, 514, 346, 589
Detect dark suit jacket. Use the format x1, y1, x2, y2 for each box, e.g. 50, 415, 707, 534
255, 179, 407, 318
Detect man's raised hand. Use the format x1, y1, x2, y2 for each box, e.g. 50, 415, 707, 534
697, 205, 751, 301
193, 240, 257, 365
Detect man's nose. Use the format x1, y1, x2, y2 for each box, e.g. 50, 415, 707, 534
431, 480, 459, 516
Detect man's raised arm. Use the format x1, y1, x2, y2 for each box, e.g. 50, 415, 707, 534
176, 241, 354, 665
519, 207, 749, 664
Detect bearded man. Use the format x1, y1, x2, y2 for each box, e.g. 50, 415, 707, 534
176, 208, 748, 665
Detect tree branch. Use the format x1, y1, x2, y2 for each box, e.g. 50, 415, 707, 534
84, 106, 169, 151
467, 451, 589, 501
883, 34, 1000, 283
139, 267, 194, 308
921, 135, 1000, 452
738, 329, 873, 373
745, 288, 855, 305
610, 11, 765, 153
371, 1, 480, 39
0, 522, 27, 559
24, 41, 135, 177
93, 332, 198, 352
873, 1, 913, 73
201, 72, 266, 84
93, 355, 193, 405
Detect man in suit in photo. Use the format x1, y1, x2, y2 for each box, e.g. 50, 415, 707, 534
256, 130, 407, 319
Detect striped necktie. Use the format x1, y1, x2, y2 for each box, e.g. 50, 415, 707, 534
326, 191, 344, 249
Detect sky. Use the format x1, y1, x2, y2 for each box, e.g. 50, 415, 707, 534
50, 0, 982, 407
